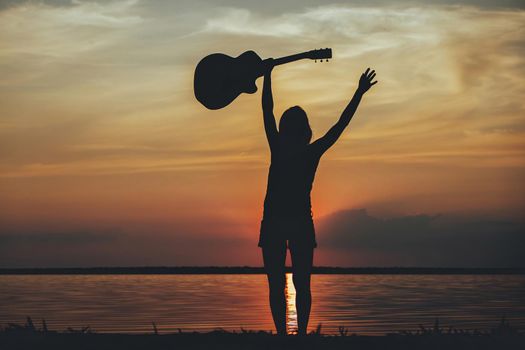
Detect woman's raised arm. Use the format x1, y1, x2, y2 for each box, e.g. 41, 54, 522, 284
311, 68, 377, 156
262, 59, 278, 151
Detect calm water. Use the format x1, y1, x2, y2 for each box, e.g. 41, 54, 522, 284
1, 274, 524, 335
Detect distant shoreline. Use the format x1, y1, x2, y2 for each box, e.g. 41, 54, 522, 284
1, 267, 524, 275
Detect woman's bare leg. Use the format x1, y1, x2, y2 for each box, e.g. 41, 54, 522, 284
262, 243, 287, 335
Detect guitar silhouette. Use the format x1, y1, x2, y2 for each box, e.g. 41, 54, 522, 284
194, 48, 332, 110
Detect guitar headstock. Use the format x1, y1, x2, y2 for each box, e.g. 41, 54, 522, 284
307, 48, 332, 61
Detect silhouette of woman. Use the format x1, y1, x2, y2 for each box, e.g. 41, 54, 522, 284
259, 61, 377, 335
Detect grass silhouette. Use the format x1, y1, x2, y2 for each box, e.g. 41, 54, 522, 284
1, 316, 523, 350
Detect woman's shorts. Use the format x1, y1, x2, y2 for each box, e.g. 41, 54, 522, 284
258, 216, 318, 249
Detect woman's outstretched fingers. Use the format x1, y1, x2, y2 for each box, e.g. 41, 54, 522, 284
358, 68, 378, 93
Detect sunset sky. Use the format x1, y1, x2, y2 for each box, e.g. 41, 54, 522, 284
1, 0, 524, 267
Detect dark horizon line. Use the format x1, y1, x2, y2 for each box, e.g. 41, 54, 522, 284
1, 266, 524, 275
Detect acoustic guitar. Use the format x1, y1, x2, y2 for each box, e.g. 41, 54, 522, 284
194, 48, 332, 110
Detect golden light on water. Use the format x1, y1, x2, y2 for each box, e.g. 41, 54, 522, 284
285, 273, 298, 334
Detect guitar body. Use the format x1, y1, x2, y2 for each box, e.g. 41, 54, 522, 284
194, 51, 263, 110
194, 48, 331, 110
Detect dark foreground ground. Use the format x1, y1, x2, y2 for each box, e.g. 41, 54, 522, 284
2, 331, 525, 350
2, 317, 524, 350
2, 317, 525, 350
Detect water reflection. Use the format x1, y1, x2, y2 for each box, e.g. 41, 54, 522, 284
0, 274, 524, 335
285, 273, 297, 334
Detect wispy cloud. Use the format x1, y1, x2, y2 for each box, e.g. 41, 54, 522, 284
0, 0, 142, 60
2, 2, 524, 176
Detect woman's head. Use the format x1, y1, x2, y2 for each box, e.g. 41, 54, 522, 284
279, 106, 312, 146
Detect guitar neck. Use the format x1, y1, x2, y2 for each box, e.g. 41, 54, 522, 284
265, 48, 332, 68
272, 52, 311, 66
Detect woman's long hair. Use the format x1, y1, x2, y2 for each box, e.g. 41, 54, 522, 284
278, 106, 312, 147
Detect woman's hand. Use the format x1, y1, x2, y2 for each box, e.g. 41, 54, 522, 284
357, 68, 377, 94
262, 58, 275, 76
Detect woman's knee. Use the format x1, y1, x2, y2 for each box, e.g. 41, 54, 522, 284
268, 273, 286, 294
292, 274, 311, 294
